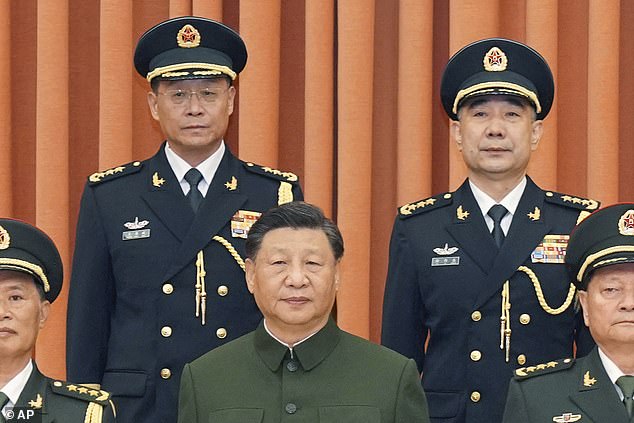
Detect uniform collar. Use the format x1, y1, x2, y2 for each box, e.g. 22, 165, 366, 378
598, 347, 632, 400
254, 318, 341, 372
1, 360, 33, 409
164, 141, 225, 196
469, 175, 526, 218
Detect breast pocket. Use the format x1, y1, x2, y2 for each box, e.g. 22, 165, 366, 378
208, 408, 264, 423
318, 406, 381, 422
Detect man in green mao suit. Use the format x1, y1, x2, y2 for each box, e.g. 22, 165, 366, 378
502, 203, 634, 423
0, 219, 115, 422
178, 201, 430, 422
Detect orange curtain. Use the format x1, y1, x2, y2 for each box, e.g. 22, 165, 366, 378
2, 0, 632, 379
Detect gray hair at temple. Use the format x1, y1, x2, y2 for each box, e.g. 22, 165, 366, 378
245, 201, 344, 261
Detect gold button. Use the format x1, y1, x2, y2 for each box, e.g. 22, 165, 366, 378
161, 326, 172, 337
517, 354, 527, 365
160, 368, 171, 379
470, 391, 481, 402
546, 191, 553, 197
519, 314, 531, 325
444, 193, 452, 199
54, 381, 63, 387
470, 350, 482, 361
216, 328, 227, 339
133, 161, 141, 166
217, 285, 229, 296
471, 311, 482, 322
564, 358, 571, 363
162, 283, 174, 295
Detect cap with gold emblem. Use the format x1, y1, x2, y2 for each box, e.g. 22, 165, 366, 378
134, 16, 247, 83
440, 38, 554, 121
0, 219, 63, 302
565, 203, 634, 290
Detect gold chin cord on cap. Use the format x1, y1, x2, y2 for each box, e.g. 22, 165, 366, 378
499, 266, 577, 363
195, 250, 207, 325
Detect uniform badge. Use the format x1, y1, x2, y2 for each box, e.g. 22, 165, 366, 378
231, 210, 262, 238
456, 205, 470, 221
0, 225, 10, 250
618, 209, 634, 236
433, 243, 459, 255
483, 46, 508, 72
527, 206, 541, 221
583, 371, 596, 387
152, 172, 165, 187
28, 394, 43, 409
431, 257, 460, 267
177, 24, 201, 48
531, 235, 569, 264
552, 413, 582, 422
122, 217, 151, 241
224, 176, 238, 191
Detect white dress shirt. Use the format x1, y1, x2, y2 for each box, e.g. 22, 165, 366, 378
263, 319, 320, 359
0, 360, 33, 417
164, 141, 225, 197
598, 347, 634, 401
469, 177, 527, 235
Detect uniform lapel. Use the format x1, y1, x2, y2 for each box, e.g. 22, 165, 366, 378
140, 144, 195, 242
164, 149, 247, 280
15, 365, 48, 421
474, 177, 551, 307
569, 348, 631, 423
445, 180, 498, 274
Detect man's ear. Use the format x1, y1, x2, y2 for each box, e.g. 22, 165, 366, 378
39, 300, 51, 329
147, 91, 160, 121
530, 119, 543, 151
451, 121, 463, 151
577, 290, 589, 327
245, 258, 256, 294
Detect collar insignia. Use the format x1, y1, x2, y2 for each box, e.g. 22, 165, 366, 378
433, 243, 459, 256
28, 393, 43, 409
225, 176, 238, 191
177, 24, 201, 48
483, 46, 508, 72
553, 413, 582, 422
152, 172, 165, 187
456, 205, 470, 221
124, 217, 149, 230
583, 370, 597, 387
0, 225, 10, 250
618, 209, 634, 236
527, 206, 541, 221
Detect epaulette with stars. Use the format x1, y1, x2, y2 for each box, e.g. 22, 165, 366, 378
398, 193, 454, 219
49, 381, 111, 405
242, 162, 299, 183
513, 357, 575, 380
543, 191, 600, 224
88, 161, 144, 185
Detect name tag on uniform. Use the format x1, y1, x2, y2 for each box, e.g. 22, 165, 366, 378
531, 234, 569, 264
122, 229, 151, 240
231, 210, 262, 238
431, 257, 460, 266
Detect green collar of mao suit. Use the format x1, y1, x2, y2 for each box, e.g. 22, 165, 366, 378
254, 318, 341, 372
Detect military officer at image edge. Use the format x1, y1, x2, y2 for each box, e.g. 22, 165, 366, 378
66, 16, 302, 423
503, 203, 634, 423
0, 219, 115, 422
381, 38, 598, 423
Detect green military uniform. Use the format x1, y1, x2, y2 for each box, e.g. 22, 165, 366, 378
0, 219, 116, 422
178, 319, 430, 423
8, 365, 115, 423
503, 348, 630, 423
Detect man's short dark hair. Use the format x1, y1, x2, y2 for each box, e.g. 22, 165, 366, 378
246, 201, 344, 261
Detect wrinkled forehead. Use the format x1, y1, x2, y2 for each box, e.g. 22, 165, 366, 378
0, 269, 37, 289
587, 262, 634, 287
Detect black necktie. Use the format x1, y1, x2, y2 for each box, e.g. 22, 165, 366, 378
184, 168, 204, 212
488, 204, 508, 248
0, 391, 9, 423
617, 375, 634, 418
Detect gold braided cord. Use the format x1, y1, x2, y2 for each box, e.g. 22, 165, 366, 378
146, 62, 236, 82
0, 259, 50, 292
577, 246, 634, 283
278, 181, 293, 205
517, 266, 576, 315
212, 236, 245, 272
84, 402, 103, 423
453, 81, 541, 115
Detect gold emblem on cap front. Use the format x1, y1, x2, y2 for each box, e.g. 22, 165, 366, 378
177, 24, 201, 48
483, 46, 508, 72
618, 209, 634, 236
0, 225, 10, 250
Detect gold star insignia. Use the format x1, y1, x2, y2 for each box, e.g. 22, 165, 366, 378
526, 366, 537, 373
536, 363, 547, 370
527, 206, 541, 221
583, 370, 597, 387
67, 384, 78, 392
546, 361, 558, 368
77, 387, 89, 394
152, 172, 165, 187
456, 205, 470, 221
224, 176, 238, 191
89, 390, 100, 397
28, 394, 43, 409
